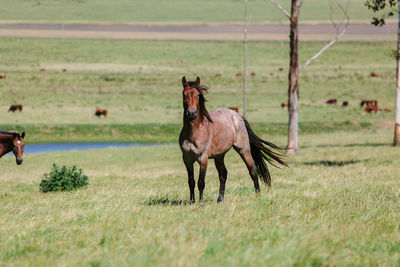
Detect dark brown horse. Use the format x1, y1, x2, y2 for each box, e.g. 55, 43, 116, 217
0, 131, 25, 165
179, 76, 286, 203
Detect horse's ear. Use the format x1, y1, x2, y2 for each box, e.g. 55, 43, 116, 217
195, 76, 200, 86
182, 76, 187, 88
13, 132, 17, 138
21, 132, 25, 139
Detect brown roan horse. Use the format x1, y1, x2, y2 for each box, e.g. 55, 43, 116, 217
179, 76, 287, 203
0, 131, 25, 165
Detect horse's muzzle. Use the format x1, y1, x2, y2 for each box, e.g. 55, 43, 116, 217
187, 110, 197, 120
16, 158, 23, 165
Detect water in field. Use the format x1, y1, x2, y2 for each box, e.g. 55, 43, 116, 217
22, 142, 170, 154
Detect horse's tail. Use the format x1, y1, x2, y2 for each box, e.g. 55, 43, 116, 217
243, 117, 287, 186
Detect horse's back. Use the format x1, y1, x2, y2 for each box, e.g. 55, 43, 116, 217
209, 108, 243, 131
208, 108, 248, 156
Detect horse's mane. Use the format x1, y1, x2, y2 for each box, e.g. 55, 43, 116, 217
0, 130, 18, 136
187, 81, 213, 122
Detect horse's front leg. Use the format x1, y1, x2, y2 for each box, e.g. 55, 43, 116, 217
198, 157, 208, 202
184, 158, 195, 203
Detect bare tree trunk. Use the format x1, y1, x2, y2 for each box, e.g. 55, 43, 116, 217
395, 2, 400, 146
286, 0, 301, 155
243, 0, 248, 118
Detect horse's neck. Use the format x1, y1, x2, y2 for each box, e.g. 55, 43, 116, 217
0, 137, 12, 157
183, 115, 209, 137
184, 113, 205, 128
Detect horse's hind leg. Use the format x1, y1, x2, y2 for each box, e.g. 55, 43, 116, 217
214, 154, 228, 202
183, 158, 195, 203
234, 147, 260, 193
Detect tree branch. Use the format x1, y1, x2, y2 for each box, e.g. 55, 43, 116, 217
299, 0, 350, 71
266, 0, 291, 20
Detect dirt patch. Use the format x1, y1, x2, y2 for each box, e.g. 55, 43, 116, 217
0, 23, 396, 41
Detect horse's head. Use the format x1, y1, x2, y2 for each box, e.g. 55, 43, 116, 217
181, 76, 212, 122
12, 132, 25, 165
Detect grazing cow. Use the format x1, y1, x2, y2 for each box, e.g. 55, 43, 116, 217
235, 72, 242, 77
62, 68, 67, 72
370, 72, 379, 77
250, 72, 256, 76
363, 105, 379, 114
383, 108, 392, 112
8, 104, 23, 112
278, 67, 284, 72
94, 109, 108, 118
40, 68, 46, 72
281, 102, 288, 108
342, 101, 349, 107
228, 106, 239, 113
0, 74, 6, 79
360, 100, 378, 107
325, 99, 337, 105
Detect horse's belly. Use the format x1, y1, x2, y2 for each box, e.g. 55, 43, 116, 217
209, 134, 235, 157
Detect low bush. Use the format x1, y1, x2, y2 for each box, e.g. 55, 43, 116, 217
40, 163, 89, 192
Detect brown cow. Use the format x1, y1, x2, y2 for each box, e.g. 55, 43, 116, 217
325, 99, 337, 105
342, 101, 349, 107
8, 104, 23, 112
370, 72, 379, 77
363, 105, 379, 114
235, 72, 242, 77
94, 109, 108, 118
281, 102, 288, 108
228, 106, 239, 113
0, 74, 6, 79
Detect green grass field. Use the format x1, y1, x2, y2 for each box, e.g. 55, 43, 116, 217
0, 130, 398, 265
0, 9, 399, 263
0, 0, 377, 24
0, 37, 396, 142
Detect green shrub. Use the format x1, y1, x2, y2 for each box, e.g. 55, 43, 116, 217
40, 163, 89, 192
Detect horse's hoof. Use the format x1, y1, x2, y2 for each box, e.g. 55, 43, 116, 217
217, 196, 224, 203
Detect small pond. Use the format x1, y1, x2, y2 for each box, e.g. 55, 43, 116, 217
22, 142, 172, 154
